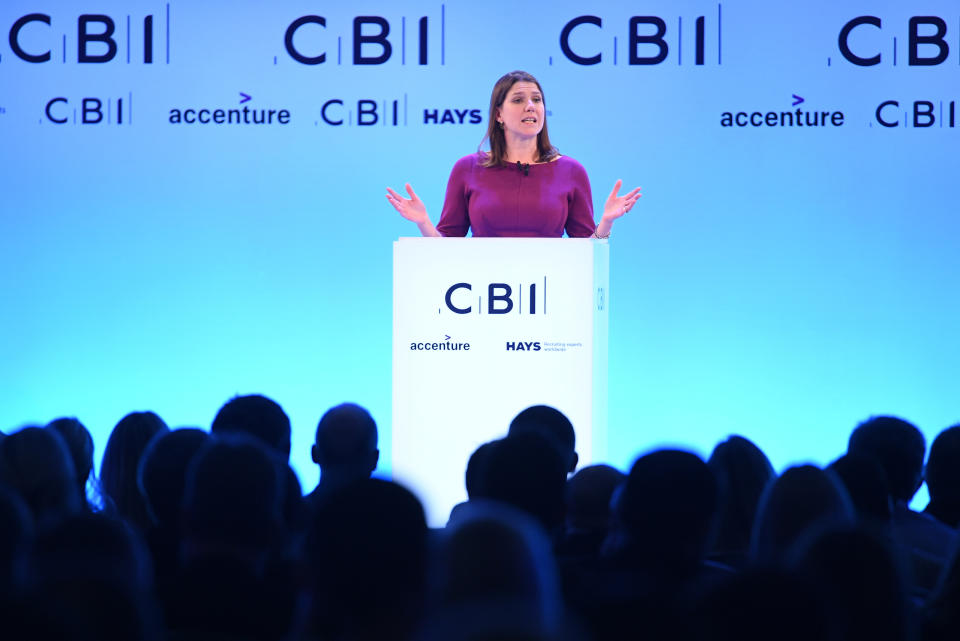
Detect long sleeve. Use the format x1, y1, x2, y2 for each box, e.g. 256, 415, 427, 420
564, 159, 597, 238
436, 156, 474, 237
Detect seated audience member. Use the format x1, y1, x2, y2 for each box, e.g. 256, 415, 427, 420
167, 435, 295, 641
509, 405, 578, 474
565, 450, 720, 641
707, 435, 775, 568
690, 568, 835, 641
827, 453, 893, 526
101, 411, 169, 531
22, 512, 159, 641
137, 428, 211, 592
559, 464, 625, 560
924, 424, 960, 529
306, 402, 379, 507
425, 501, 566, 641
211, 394, 291, 460
607, 449, 719, 578
0, 487, 33, 593
790, 526, 914, 641
923, 538, 960, 641
211, 394, 305, 541
847, 415, 956, 595
45, 417, 95, 509
305, 478, 427, 641
750, 465, 853, 566
0, 426, 80, 526
447, 440, 498, 525
472, 434, 568, 540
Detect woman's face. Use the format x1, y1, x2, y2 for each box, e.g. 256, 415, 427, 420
496, 81, 545, 140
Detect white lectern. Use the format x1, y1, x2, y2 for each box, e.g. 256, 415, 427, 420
392, 238, 608, 526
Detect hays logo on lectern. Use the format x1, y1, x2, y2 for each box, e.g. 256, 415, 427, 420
442, 280, 547, 316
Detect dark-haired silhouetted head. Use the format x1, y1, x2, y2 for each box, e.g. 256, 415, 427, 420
0, 487, 32, 591
28, 512, 158, 641
101, 411, 169, 530
612, 449, 718, 577
750, 465, 854, 565
0, 426, 80, 525
925, 424, 960, 528
566, 464, 625, 533
509, 405, 578, 474
847, 415, 925, 503
306, 478, 427, 641
46, 417, 94, 504
708, 435, 775, 566
427, 501, 562, 641
181, 436, 286, 559
309, 403, 379, 501
790, 526, 912, 641
464, 440, 498, 500
138, 428, 211, 528
474, 434, 568, 537
691, 568, 835, 641
827, 453, 892, 525
212, 394, 291, 460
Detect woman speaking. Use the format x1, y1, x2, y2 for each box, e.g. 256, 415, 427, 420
386, 70, 641, 238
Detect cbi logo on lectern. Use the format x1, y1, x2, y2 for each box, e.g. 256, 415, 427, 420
443, 280, 547, 316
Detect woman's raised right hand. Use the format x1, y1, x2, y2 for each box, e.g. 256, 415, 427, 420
386, 184, 429, 224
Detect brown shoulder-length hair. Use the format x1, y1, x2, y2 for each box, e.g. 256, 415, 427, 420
479, 70, 559, 167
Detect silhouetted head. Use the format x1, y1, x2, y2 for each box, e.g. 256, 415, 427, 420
691, 568, 835, 641
138, 428, 211, 527
0, 486, 33, 591
311, 403, 379, 480
926, 424, 960, 517
306, 478, 427, 641
509, 405, 578, 474
708, 435, 775, 561
847, 415, 925, 503
750, 465, 854, 565
475, 434, 568, 537
565, 464, 625, 532
790, 526, 912, 641
827, 453, 892, 524
429, 501, 562, 640
101, 411, 169, 530
29, 512, 157, 641
613, 449, 718, 575
465, 441, 498, 500
45, 417, 94, 500
0, 426, 80, 525
181, 436, 285, 557
212, 394, 291, 460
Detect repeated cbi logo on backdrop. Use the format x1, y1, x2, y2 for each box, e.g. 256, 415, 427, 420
0, 3, 956, 131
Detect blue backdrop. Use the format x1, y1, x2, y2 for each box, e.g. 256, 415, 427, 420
1, 1, 957, 504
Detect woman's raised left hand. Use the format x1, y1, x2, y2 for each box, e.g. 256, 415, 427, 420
602, 179, 642, 221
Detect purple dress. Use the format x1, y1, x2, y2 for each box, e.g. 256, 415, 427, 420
435, 153, 597, 238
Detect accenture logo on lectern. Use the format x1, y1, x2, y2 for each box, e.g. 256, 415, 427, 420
410, 335, 470, 352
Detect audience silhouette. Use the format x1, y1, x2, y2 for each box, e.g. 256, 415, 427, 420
2, 402, 956, 641
101, 411, 169, 532
306, 402, 379, 508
